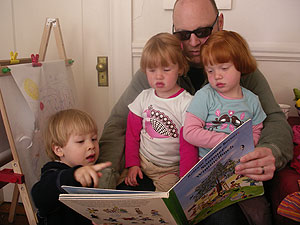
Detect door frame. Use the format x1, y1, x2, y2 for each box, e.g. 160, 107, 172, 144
109, 0, 132, 110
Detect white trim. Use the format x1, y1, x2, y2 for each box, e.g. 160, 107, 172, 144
216, 0, 232, 10
252, 50, 300, 62
132, 42, 144, 57
109, 0, 132, 109
132, 41, 300, 62
163, 0, 176, 10
250, 42, 300, 62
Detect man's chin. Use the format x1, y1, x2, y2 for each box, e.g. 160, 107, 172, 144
188, 59, 203, 68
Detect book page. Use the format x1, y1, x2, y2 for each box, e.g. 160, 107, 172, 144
172, 120, 264, 224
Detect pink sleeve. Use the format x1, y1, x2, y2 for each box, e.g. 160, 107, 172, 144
253, 122, 263, 146
179, 127, 199, 177
183, 112, 228, 148
125, 111, 142, 168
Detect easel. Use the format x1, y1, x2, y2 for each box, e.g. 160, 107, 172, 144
0, 18, 72, 225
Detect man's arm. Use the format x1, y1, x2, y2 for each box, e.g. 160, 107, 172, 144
241, 69, 293, 170
98, 69, 150, 187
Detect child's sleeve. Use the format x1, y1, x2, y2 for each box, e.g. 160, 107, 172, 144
253, 123, 263, 146
179, 127, 199, 177
125, 111, 143, 168
31, 165, 81, 213
183, 112, 228, 148
248, 91, 266, 146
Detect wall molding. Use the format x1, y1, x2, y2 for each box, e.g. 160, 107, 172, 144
132, 42, 144, 57
132, 42, 300, 62
250, 42, 300, 62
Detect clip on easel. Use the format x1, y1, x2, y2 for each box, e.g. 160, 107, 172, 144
0, 56, 31, 76
0, 18, 73, 225
0, 17, 74, 76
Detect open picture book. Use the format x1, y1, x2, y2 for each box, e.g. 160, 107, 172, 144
59, 119, 264, 225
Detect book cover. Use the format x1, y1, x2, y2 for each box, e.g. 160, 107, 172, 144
59, 119, 263, 225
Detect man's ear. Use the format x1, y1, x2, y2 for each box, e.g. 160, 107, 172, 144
218, 13, 224, 31
52, 145, 64, 157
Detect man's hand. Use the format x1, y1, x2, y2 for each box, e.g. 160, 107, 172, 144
235, 147, 275, 181
74, 161, 112, 187
125, 166, 143, 186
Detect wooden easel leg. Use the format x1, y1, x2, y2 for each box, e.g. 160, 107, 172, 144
39, 18, 53, 62
17, 183, 37, 225
8, 183, 19, 223
53, 18, 67, 60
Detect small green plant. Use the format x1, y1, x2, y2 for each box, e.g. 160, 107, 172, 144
293, 88, 300, 109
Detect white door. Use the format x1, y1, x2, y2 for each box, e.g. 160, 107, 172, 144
80, 0, 132, 133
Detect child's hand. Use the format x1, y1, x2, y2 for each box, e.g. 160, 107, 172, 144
125, 166, 143, 186
74, 161, 112, 187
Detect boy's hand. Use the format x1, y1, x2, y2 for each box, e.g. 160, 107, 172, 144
74, 161, 112, 187
125, 166, 143, 186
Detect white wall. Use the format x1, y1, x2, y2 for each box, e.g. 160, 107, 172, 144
132, 0, 300, 116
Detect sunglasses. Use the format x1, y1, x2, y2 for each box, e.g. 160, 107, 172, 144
173, 14, 219, 41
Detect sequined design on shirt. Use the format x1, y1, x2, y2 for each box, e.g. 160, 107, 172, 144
143, 105, 178, 138
206, 110, 245, 132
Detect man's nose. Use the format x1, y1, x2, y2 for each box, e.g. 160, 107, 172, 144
189, 34, 209, 47
189, 33, 201, 47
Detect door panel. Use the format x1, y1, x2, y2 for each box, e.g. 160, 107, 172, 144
82, 0, 132, 133
0, 0, 15, 58
82, 0, 111, 132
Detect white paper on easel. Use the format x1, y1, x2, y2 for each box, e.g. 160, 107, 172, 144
9, 60, 77, 123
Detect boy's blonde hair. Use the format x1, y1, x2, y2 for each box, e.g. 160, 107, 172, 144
201, 30, 257, 75
140, 32, 189, 76
44, 109, 98, 161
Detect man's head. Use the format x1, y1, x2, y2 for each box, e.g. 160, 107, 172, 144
173, 0, 224, 67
